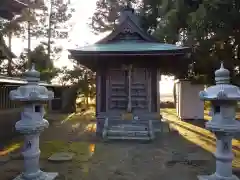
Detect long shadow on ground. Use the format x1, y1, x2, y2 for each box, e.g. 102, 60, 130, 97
164, 109, 240, 140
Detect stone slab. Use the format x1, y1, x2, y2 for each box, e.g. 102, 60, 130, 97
106, 132, 150, 139
198, 174, 239, 180
13, 172, 58, 180
110, 125, 148, 131
170, 152, 186, 162
9, 152, 23, 160
186, 152, 210, 161
48, 152, 74, 162
0, 155, 10, 163
167, 152, 210, 167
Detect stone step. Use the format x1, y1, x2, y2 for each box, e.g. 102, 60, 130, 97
106, 136, 151, 140
109, 124, 149, 131
107, 120, 149, 126
103, 123, 154, 141
107, 130, 149, 137
102, 118, 155, 141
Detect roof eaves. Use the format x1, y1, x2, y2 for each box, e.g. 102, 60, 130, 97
0, 75, 62, 87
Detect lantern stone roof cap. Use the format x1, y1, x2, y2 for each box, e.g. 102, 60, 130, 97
23, 63, 41, 82
9, 64, 54, 102
199, 63, 240, 101
215, 62, 230, 78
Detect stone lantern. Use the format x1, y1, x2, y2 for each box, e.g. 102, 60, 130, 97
10, 64, 58, 180
198, 63, 240, 180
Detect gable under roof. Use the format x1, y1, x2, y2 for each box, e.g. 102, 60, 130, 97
96, 5, 158, 44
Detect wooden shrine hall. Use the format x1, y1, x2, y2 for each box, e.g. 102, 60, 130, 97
69, 4, 191, 140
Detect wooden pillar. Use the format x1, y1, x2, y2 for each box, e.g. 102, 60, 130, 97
105, 69, 109, 113
3, 86, 6, 109
14, 85, 18, 108
5, 86, 7, 108
6, 86, 10, 108
0, 86, 3, 109
7, 86, 9, 108
9, 86, 13, 108
96, 66, 106, 136
48, 100, 52, 111
96, 69, 101, 115
151, 68, 157, 112
8, 86, 12, 108
157, 68, 161, 113
147, 68, 151, 112
100, 67, 107, 112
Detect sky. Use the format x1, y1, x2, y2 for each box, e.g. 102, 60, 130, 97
10, 0, 174, 94
11, 0, 102, 68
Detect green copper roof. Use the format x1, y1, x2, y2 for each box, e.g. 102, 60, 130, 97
74, 42, 189, 52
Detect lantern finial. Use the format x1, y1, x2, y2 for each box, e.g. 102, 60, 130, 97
215, 62, 230, 84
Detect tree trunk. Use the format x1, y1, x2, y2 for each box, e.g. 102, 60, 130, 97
86, 96, 89, 105
27, 7, 31, 69
61, 86, 77, 113
47, 0, 53, 67
7, 31, 12, 76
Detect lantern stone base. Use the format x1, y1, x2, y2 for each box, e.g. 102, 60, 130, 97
198, 174, 239, 180
13, 172, 58, 180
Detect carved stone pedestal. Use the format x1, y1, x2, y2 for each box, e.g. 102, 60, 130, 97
14, 172, 58, 180
198, 132, 239, 180
198, 174, 239, 180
